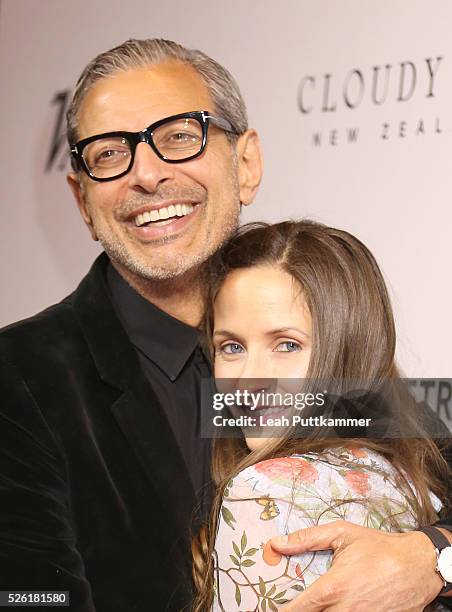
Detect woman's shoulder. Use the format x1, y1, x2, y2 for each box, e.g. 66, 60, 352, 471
226, 449, 356, 501
231, 446, 389, 487
227, 446, 440, 510
231, 455, 320, 493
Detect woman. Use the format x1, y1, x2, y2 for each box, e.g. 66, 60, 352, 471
192, 220, 450, 611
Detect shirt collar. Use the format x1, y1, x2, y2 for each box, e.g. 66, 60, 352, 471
107, 263, 200, 380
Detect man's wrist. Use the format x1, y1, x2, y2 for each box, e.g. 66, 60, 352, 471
438, 528, 452, 543
418, 527, 452, 598
438, 529, 452, 599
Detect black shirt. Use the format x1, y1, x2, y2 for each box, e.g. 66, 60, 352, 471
107, 263, 213, 521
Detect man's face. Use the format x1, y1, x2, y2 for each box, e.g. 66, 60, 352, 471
67, 62, 262, 281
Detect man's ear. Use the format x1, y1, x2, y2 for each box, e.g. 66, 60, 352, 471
66, 173, 98, 241
235, 129, 263, 207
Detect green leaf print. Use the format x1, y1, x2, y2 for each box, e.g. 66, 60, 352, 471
233, 541, 241, 558
224, 478, 233, 498
329, 479, 342, 500
221, 505, 236, 530
244, 547, 258, 557
241, 530, 247, 552
241, 559, 256, 567
368, 513, 382, 530
235, 584, 241, 606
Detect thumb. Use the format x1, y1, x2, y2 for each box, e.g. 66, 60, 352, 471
270, 520, 356, 555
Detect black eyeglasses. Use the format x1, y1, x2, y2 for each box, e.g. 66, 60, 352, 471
70, 110, 236, 182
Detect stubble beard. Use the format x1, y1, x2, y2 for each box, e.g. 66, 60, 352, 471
85, 174, 241, 282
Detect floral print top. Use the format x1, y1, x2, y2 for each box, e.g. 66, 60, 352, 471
212, 447, 442, 611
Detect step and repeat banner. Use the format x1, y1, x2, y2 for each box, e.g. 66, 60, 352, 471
0, 0, 451, 377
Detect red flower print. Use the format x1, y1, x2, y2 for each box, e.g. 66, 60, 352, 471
255, 457, 319, 484
262, 541, 282, 566
344, 470, 370, 496
295, 563, 304, 579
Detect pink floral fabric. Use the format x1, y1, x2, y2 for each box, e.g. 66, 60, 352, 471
342, 469, 371, 496
254, 457, 319, 484
212, 447, 442, 611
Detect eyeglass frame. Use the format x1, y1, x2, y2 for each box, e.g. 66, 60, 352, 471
70, 110, 237, 182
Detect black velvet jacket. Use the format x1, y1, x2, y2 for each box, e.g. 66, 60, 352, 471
0, 253, 196, 611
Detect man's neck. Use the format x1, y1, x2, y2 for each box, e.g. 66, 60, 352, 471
111, 262, 205, 328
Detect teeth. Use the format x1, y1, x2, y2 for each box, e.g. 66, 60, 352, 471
134, 204, 194, 226
258, 406, 288, 416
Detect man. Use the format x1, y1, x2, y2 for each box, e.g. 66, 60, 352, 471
0, 38, 450, 612
0, 38, 261, 612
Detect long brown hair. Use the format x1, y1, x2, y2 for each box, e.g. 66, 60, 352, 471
192, 220, 451, 611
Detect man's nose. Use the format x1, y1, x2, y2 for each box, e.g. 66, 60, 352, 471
127, 141, 175, 193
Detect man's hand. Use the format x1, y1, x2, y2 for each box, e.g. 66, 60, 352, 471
269, 520, 444, 611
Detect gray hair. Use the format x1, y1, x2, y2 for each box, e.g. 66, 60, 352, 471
66, 38, 248, 151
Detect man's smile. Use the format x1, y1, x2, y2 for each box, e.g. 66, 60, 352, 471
133, 202, 196, 227
122, 201, 202, 241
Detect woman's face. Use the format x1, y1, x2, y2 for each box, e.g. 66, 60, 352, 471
213, 265, 312, 451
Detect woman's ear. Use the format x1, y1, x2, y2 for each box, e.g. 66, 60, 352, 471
66, 172, 99, 241
235, 129, 263, 207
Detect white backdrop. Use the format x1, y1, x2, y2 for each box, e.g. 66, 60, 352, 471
1, 0, 451, 377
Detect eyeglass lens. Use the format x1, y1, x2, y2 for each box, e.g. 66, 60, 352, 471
82, 117, 204, 179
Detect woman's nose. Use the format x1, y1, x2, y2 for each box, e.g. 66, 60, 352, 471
236, 352, 276, 394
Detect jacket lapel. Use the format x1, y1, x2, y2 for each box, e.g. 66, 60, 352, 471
71, 253, 196, 536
